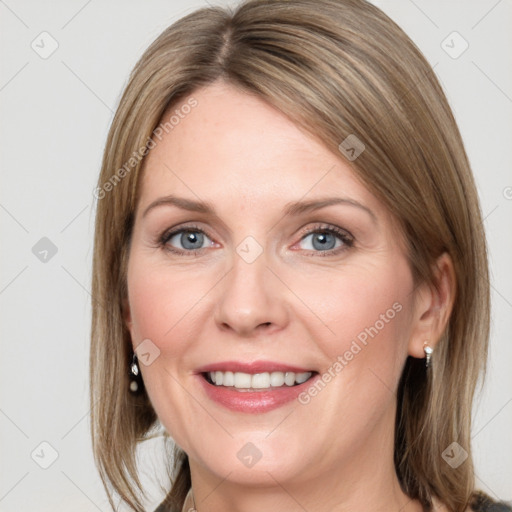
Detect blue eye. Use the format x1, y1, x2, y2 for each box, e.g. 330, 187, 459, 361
301, 232, 339, 251
158, 224, 353, 256
161, 227, 214, 253
297, 226, 353, 254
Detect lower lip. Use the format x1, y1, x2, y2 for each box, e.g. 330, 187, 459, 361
196, 373, 319, 413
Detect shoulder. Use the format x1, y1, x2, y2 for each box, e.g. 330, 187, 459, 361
469, 491, 512, 512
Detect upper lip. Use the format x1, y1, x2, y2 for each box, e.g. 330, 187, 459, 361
195, 360, 315, 374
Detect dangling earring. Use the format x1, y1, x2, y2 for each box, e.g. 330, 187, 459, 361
129, 353, 143, 393
423, 341, 433, 369
184, 487, 197, 512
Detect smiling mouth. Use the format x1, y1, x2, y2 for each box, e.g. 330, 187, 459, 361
202, 370, 318, 391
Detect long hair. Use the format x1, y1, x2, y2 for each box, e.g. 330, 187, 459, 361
90, 1, 490, 510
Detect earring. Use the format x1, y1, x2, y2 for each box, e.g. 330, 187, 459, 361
423, 341, 433, 369
129, 353, 143, 393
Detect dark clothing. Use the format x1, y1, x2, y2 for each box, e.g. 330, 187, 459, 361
470, 491, 512, 512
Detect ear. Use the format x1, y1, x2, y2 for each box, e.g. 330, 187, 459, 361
123, 295, 133, 331
407, 253, 456, 359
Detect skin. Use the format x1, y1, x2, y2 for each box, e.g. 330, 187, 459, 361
125, 80, 455, 512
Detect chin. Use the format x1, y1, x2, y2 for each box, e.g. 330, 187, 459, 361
185, 430, 320, 486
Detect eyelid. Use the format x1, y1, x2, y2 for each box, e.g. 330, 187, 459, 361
297, 222, 353, 241
293, 223, 354, 255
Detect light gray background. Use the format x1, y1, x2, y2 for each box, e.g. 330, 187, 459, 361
1, 1, 511, 510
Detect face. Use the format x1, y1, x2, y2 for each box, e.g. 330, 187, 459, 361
125, 80, 423, 488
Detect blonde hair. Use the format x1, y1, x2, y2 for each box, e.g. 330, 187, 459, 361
90, 1, 490, 511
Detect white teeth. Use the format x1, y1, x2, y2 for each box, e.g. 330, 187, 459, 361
270, 371, 285, 386
284, 372, 296, 386
223, 371, 234, 386
234, 372, 252, 388
207, 370, 313, 389
295, 372, 311, 384
251, 372, 270, 389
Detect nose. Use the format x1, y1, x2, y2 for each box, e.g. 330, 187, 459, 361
214, 250, 289, 337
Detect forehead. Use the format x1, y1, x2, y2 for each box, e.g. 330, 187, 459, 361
137, 81, 382, 218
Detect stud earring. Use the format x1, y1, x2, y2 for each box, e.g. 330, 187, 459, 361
423, 341, 433, 369
129, 353, 143, 393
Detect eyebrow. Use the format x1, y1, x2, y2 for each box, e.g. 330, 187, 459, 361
142, 194, 377, 224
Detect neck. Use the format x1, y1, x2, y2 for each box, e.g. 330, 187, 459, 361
187, 460, 422, 512
185, 409, 424, 512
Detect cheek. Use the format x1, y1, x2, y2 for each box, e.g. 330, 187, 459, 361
289, 262, 414, 444
126, 257, 212, 441
298, 259, 413, 377
127, 258, 211, 349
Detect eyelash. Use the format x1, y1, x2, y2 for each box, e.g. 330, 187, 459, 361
157, 223, 354, 257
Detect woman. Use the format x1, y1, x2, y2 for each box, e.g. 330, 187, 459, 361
89, 0, 510, 511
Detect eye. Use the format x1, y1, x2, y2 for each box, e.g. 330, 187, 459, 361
296, 225, 354, 255
157, 223, 353, 256
159, 226, 215, 254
